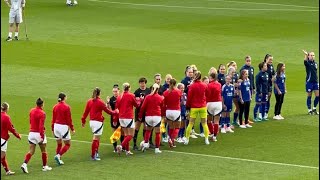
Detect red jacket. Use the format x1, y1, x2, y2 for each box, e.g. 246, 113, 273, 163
138, 93, 164, 119
163, 88, 182, 111
116, 91, 139, 119
1, 112, 20, 141
52, 101, 74, 131
206, 80, 222, 102
29, 106, 46, 139
186, 80, 207, 108
81, 97, 115, 124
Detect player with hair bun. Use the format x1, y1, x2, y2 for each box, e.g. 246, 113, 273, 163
52, 92, 75, 165
81, 87, 117, 160
21, 98, 52, 174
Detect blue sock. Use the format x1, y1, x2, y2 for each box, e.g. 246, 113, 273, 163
233, 112, 238, 124
181, 127, 185, 137
314, 96, 319, 108
261, 103, 266, 118
219, 116, 222, 126
221, 117, 225, 127
266, 100, 270, 113
307, 96, 312, 109
199, 122, 204, 134
178, 128, 183, 137
226, 117, 230, 127
254, 104, 260, 119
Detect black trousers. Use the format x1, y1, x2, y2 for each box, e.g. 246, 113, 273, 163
239, 101, 250, 125
274, 94, 285, 116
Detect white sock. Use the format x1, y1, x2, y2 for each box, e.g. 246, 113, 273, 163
15, 32, 18, 37
8, 32, 12, 37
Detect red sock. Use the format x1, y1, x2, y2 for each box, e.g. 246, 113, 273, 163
173, 128, 180, 140
97, 140, 100, 153
59, 144, 71, 156
126, 141, 130, 151
1, 157, 9, 172
121, 135, 132, 150
42, 152, 47, 166
56, 143, 62, 155
155, 133, 160, 148
144, 130, 151, 143
91, 140, 98, 158
213, 124, 219, 136
208, 122, 214, 134
24, 152, 32, 164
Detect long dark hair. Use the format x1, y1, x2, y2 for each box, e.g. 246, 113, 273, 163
36, 98, 44, 107
218, 64, 225, 74
92, 87, 101, 99
58, 92, 66, 102
264, 54, 272, 62
276, 63, 284, 77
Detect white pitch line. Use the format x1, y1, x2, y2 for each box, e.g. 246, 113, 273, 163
207, 0, 318, 9
88, 0, 319, 12
21, 134, 318, 169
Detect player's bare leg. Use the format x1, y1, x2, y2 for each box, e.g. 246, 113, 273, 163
14, 23, 19, 40
39, 143, 52, 171
6, 23, 14, 41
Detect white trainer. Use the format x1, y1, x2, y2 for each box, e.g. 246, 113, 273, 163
258, 113, 262, 119
264, 113, 268, 119
239, 125, 246, 128
126, 151, 134, 156
162, 137, 168, 143
226, 127, 234, 133
205, 138, 210, 145
21, 163, 28, 174
278, 115, 284, 119
273, 115, 281, 120
6, 170, 15, 175
221, 127, 226, 133
199, 133, 205, 137
42, 166, 52, 172
155, 148, 162, 154
212, 136, 217, 142
73, 0, 78, 5
184, 138, 189, 145
190, 134, 198, 139
245, 124, 252, 128
116, 145, 122, 155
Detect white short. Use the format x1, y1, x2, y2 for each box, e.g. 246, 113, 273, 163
9, 10, 23, 24
166, 110, 181, 121
207, 102, 223, 116
145, 116, 162, 127
90, 120, 104, 136
54, 123, 71, 140
28, 132, 47, 144
1, 138, 8, 152
119, 119, 135, 128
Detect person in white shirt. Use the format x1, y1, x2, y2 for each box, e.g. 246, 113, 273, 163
4, 0, 25, 41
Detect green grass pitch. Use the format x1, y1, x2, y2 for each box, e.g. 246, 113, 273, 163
1, 0, 319, 179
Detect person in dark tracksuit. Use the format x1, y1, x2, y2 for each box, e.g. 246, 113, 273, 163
255, 62, 270, 121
